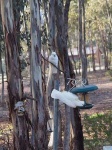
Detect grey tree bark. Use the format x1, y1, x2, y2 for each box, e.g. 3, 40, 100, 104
30, 0, 47, 149
48, 0, 56, 52
75, 0, 85, 150
1, 0, 30, 149
55, 0, 71, 149
82, 0, 88, 83
0, 48, 4, 103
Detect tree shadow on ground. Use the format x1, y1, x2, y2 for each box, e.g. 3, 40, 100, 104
83, 111, 112, 150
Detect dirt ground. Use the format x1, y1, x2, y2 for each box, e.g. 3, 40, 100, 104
0, 70, 112, 149
82, 70, 112, 114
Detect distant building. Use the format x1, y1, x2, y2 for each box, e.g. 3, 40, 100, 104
68, 46, 103, 64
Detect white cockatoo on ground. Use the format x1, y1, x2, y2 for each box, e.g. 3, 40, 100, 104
51, 89, 84, 108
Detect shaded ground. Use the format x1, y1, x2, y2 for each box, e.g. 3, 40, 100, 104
0, 70, 112, 149
81, 70, 112, 115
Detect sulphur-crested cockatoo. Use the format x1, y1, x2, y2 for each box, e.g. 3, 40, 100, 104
49, 52, 58, 67
51, 89, 84, 108
48, 52, 58, 74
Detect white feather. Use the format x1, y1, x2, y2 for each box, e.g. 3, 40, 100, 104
48, 52, 58, 74
49, 52, 58, 67
14, 101, 24, 110
51, 89, 84, 108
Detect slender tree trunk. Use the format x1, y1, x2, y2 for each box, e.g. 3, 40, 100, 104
30, 0, 47, 149
101, 31, 108, 70
69, 44, 77, 74
103, 45, 108, 70
88, 22, 96, 72
79, 0, 88, 81
43, 0, 49, 29
56, 0, 84, 149
0, 49, 4, 103
63, 1, 72, 149
13, 0, 21, 54
105, 0, 112, 29
98, 45, 101, 70
47, 0, 57, 148
76, 0, 84, 150
103, 46, 108, 70
48, 0, 55, 52
82, 0, 88, 83
55, 0, 71, 149
91, 43, 96, 72
23, 7, 31, 49
95, 18, 109, 70
105, 0, 112, 68
1, 0, 30, 149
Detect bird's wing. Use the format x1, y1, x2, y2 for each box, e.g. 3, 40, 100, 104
51, 89, 84, 107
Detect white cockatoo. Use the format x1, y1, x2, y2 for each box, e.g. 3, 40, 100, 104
48, 52, 58, 74
51, 89, 84, 108
47, 52, 59, 95
14, 101, 25, 116
14, 101, 24, 110
48, 52, 58, 67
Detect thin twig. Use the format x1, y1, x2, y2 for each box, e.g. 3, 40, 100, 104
22, 94, 37, 101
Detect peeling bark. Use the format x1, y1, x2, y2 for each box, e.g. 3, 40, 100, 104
77, 0, 85, 149
30, 0, 47, 149
1, 0, 30, 149
55, 0, 71, 149
48, 0, 56, 52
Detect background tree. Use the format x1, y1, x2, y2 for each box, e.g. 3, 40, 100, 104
0, 15, 5, 103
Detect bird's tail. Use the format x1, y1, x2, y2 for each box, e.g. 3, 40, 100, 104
75, 100, 84, 106
51, 89, 60, 99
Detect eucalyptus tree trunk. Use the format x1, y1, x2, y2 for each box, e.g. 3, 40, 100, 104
76, 0, 84, 150
82, 0, 88, 83
91, 43, 96, 72
0, 15, 4, 103
43, 0, 49, 29
103, 45, 108, 70
95, 18, 109, 70
55, 0, 84, 149
47, 1, 61, 149
22, 2, 31, 50
63, 1, 72, 149
13, 0, 21, 54
69, 44, 77, 74
102, 32, 109, 70
97, 29, 108, 70
0, 48, 4, 103
48, 0, 55, 52
1, 0, 30, 149
55, 0, 72, 149
30, 0, 47, 149
98, 45, 101, 70
105, 0, 112, 66
89, 31, 95, 72
79, 0, 87, 82
105, 0, 112, 30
